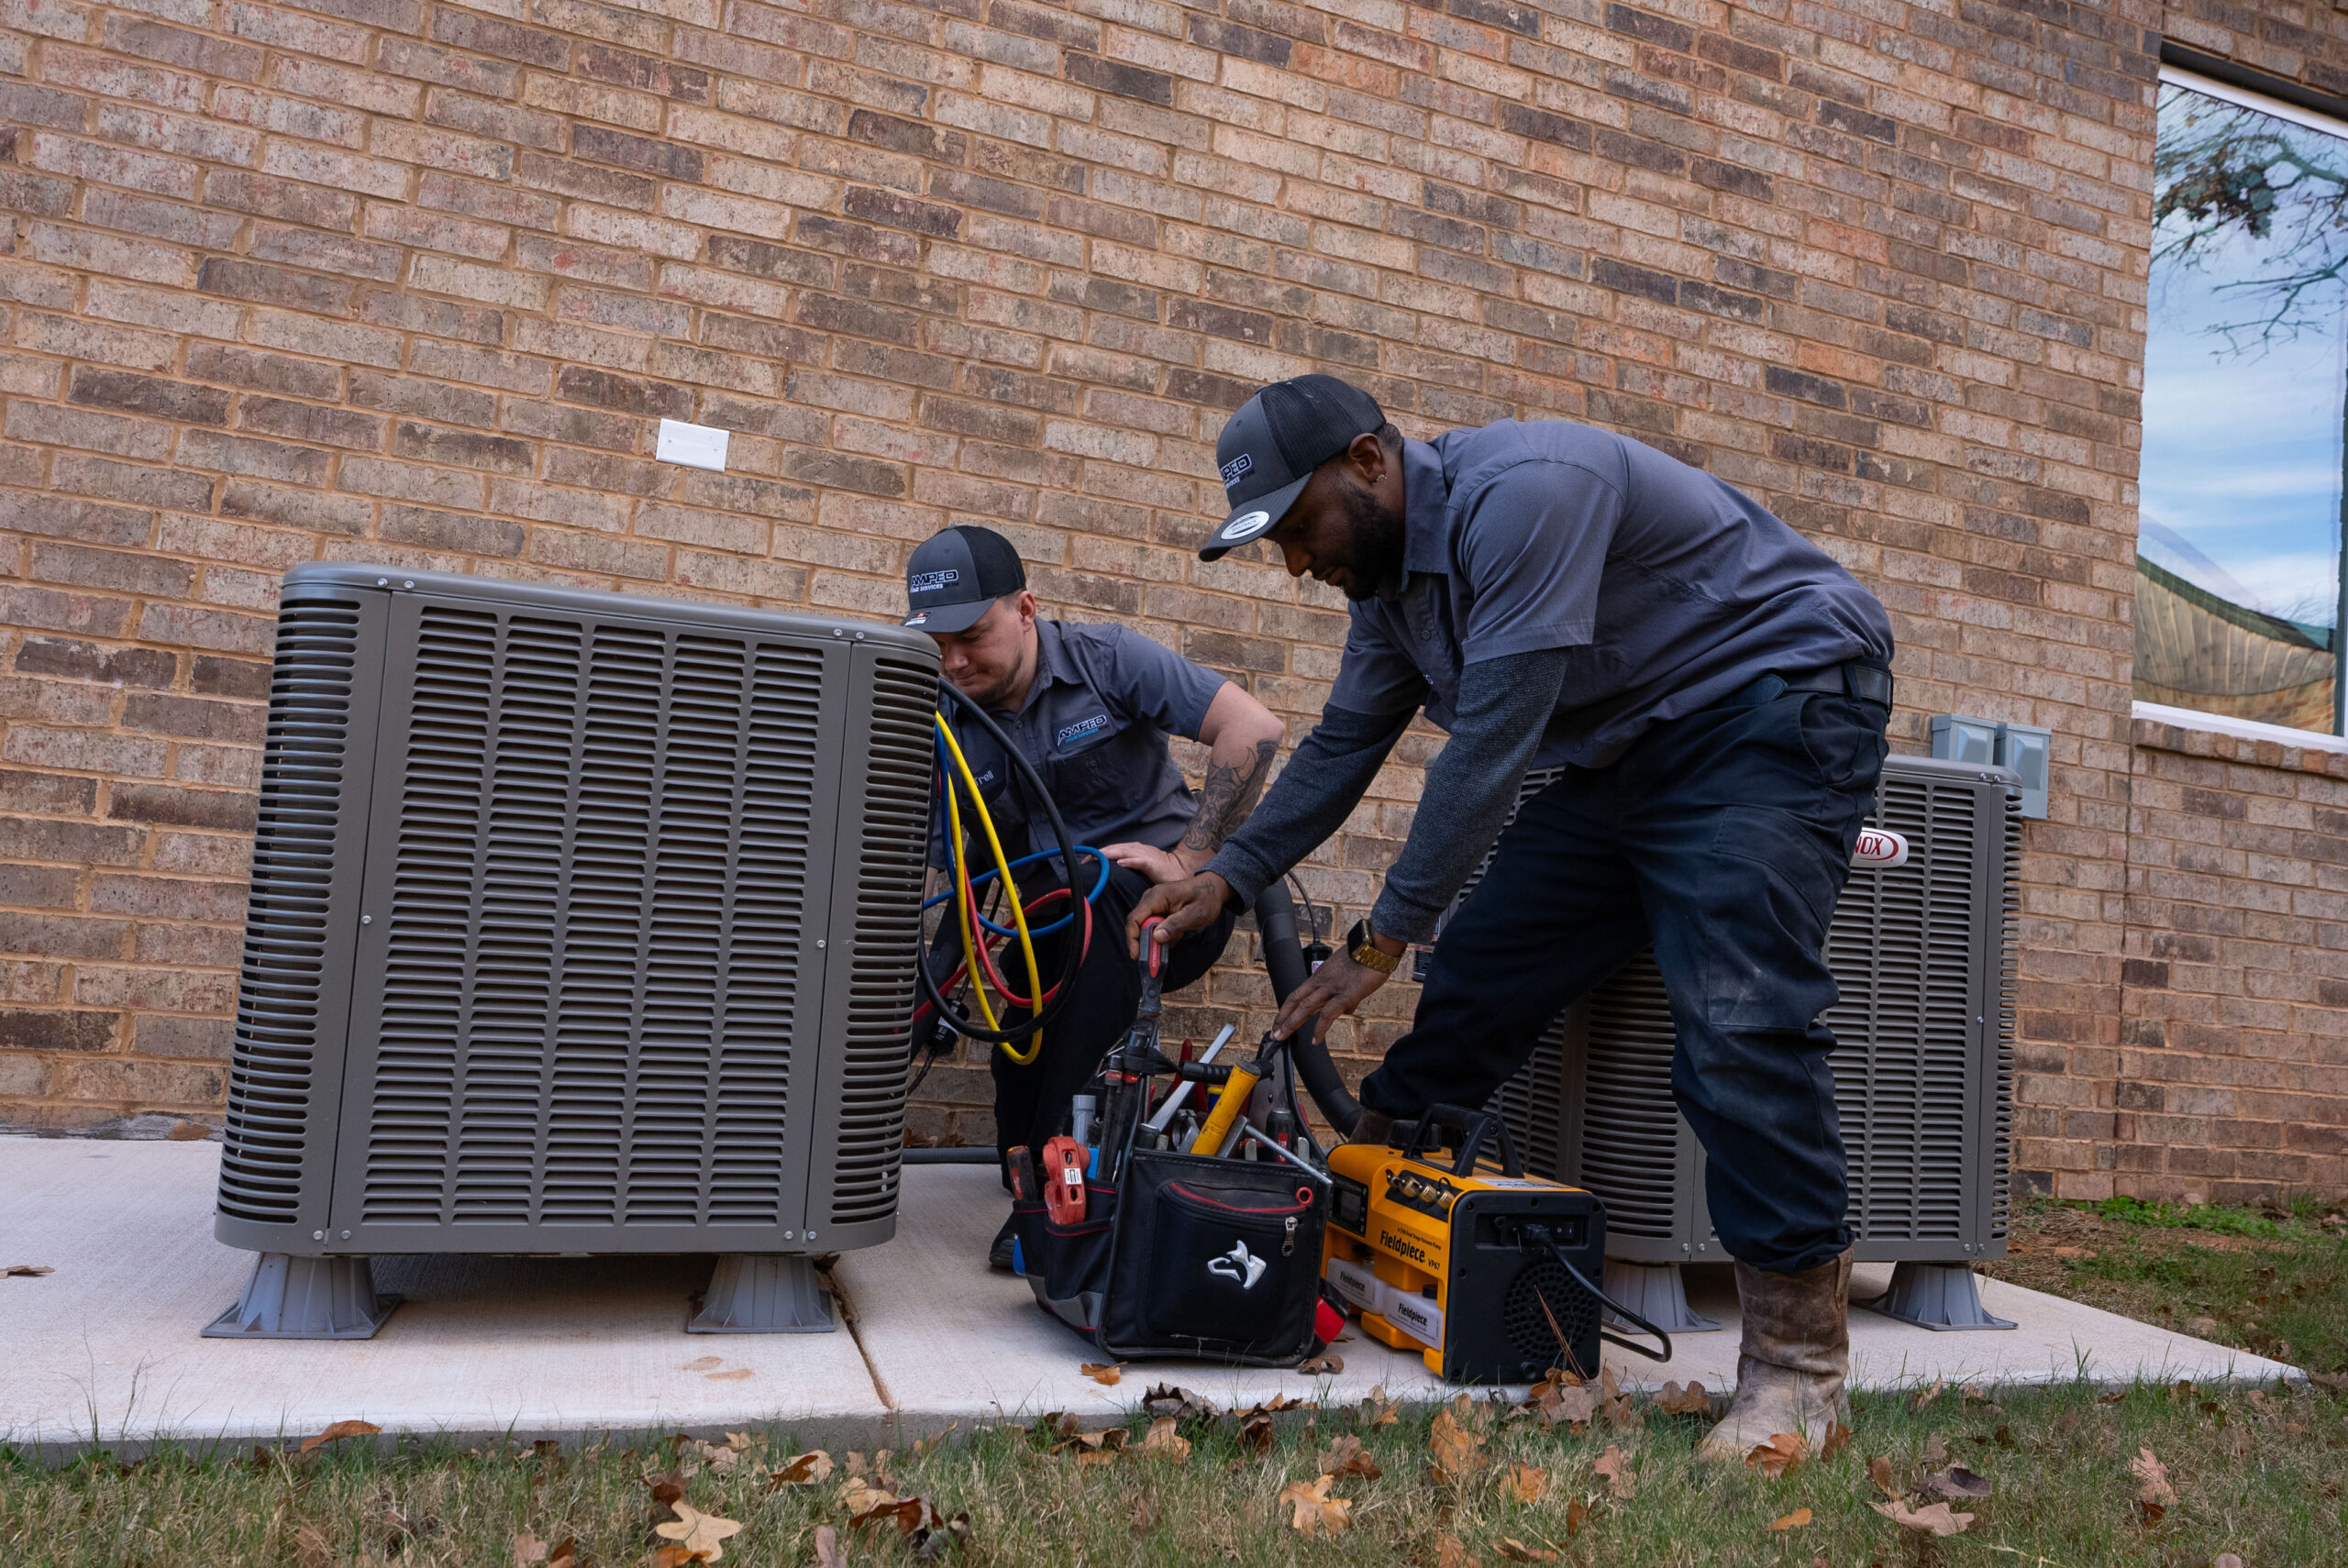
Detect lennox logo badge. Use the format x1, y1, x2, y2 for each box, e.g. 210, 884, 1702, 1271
1056, 714, 1110, 746
1209, 1240, 1267, 1290
1851, 827, 1910, 869
1219, 452, 1253, 487
909, 569, 960, 593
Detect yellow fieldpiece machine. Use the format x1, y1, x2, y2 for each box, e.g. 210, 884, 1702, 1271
1321, 1105, 1672, 1384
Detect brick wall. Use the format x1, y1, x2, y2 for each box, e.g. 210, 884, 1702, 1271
2078, 715, 2348, 1206
0, 0, 2193, 1169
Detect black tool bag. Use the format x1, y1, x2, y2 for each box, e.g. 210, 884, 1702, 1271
1014, 1147, 1327, 1366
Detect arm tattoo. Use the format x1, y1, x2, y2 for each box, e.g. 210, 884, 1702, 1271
1181, 736, 1279, 856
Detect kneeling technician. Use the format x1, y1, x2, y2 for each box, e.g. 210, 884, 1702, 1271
904, 525, 1284, 1271
1130, 376, 1895, 1458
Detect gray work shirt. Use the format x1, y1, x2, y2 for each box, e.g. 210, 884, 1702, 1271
940, 619, 1227, 868
1329, 422, 1895, 767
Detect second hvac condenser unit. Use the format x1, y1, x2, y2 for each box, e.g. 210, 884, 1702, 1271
1486, 752, 2021, 1330
206, 565, 938, 1338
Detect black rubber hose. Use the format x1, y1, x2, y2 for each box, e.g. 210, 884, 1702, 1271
902, 1147, 999, 1165
916, 681, 1087, 1047
1253, 881, 1363, 1136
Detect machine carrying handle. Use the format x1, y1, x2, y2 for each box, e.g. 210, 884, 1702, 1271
1400, 1102, 1523, 1179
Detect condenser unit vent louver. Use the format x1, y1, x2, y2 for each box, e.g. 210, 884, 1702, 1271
207, 566, 938, 1340
1479, 756, 2020, 1281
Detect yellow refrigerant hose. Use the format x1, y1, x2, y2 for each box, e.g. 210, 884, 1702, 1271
935, 713, 1047, 1066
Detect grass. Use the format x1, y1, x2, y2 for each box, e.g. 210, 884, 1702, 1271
6, 1377, 2345, 1567
1983, 1194, 2348, 1377
9, 1194, 2345, 1567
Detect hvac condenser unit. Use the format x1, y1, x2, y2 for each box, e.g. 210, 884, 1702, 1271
205, 565, 938, 1339
1486, 753, 2021, 1331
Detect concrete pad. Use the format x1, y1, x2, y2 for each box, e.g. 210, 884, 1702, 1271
2, 1138, 2298, 1458
834, 1165, 2299, 1430
0, 1137, 886, 1452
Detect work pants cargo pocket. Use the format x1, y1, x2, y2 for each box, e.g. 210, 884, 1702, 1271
1100, 1151, 1325, 1365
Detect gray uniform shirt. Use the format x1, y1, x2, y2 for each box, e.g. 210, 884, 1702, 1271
1332, 423, 1895, 767
942, 619, 1228, 867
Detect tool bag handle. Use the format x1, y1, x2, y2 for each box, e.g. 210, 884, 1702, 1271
1399, 1102, 1524, 1179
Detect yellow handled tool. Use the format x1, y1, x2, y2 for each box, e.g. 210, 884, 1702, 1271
1185, 1032, 1282, 1157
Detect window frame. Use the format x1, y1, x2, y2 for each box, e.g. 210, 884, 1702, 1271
2139, 64, 2348, 736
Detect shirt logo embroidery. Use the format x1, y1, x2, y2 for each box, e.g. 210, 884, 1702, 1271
1219, 452, 1253, 488
1056, 713, 1111, 746
1219, 509, 1273, 543
909, 569, 960, 593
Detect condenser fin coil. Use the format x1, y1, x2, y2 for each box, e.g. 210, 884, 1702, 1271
210, 566, 938, 1338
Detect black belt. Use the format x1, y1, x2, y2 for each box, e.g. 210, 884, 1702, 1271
1778, 661, 1894, 707
1726, 661, 1895, 710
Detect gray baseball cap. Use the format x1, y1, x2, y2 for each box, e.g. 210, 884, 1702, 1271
902, 525, 1026, 634
1199, 374, 1386, 561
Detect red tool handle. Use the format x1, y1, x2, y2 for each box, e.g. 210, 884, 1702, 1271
1140, 915, 1164, 978
1041, 1135, 1088, 1225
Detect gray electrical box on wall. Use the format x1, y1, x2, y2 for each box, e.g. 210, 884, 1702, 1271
1933, 713, 2049, 819
205, 564, 940, 1339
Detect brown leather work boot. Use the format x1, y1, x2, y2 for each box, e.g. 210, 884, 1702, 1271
1697, 1249, 1853, 1462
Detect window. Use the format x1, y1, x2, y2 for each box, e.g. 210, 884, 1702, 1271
2135, 68, 2348, 734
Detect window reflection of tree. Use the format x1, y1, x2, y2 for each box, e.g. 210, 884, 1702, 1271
2135, 82, 2348, 733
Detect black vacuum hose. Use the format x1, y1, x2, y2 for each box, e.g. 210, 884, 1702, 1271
1252, 881, 1363, 1136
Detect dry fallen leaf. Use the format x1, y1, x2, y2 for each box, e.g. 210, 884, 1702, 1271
1357, 1386, 1401, 1427
545, 1537, 577, 1568
1769, 1507, 1812, 1531
1428, 1408, 1486, 1484
654, 1502, 742, 1562
299, 1419, 382, 1455
512, 1530, 549, 1567
1494, 1539, 1559, 1562
1819, 1420, 1851, 1460
1565, 1496, 1591, 1535
1872, 1500, 1974, 1537
704, 1368, 753, 1381
650, 1471, 689, 1507
1592, 1443, 1635, 1497
1745, 1432, 1806, 1479
1922, 1433, 1950, 1466
836, 1478, 895, 1515
2131, 1446, 2176, 1508
1, 1264, 53, 1278
769, 1451, 835, 1487
1868, 1455, 1896, 1496
1277, 1474, 1352, 1536
681, 1356, 724, 1371
1142, 1383, 1216, 1421
1911, 1378, 1946, 1410
1926, 1465, 1993, 1499
1317, 1435, 1380, 1479
1501, 1463, 1548, 1504
1654, 1380, 1711, 1415
1436, 1533, 1477, 1568
1138, 1417, 1191, 1463
812, 1525, 847, 1568
1299, 1354, 1344, 1375
1238, 1411, 1274, 1456
1080, 1362, 1124, 1386
296, 1524, 331, 1568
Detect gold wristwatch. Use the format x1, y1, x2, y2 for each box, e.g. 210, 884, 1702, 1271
1346, 918, 1401, 976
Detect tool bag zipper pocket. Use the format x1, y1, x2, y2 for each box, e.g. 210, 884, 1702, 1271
1111, 1162, 1324, 1358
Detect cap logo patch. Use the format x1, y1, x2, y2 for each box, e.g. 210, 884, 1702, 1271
1219, 453, 1253, 488
903, 612, 929, 625
909, 569, 960, 593
1220, 509, 1273, 543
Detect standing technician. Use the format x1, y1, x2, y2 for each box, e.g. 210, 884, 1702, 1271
1129, 377, 1895, 1458
905, 525, 1285, 1270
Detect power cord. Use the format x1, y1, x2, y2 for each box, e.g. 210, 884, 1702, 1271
1522, 1222, 1673, 1364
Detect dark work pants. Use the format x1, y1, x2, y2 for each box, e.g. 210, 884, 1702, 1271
991, 863, 1236, 1167
1358, 681, 1889, 1275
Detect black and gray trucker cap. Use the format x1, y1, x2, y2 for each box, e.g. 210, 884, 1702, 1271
1199, 374, 1386, 561
902, 525, 1026, 634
